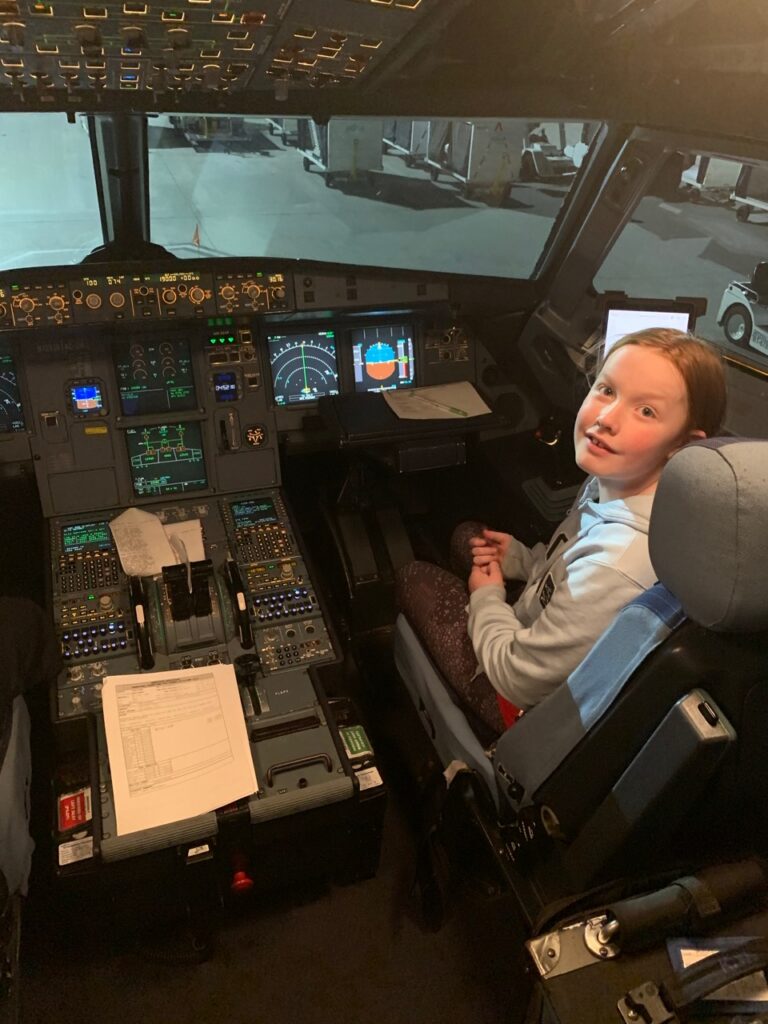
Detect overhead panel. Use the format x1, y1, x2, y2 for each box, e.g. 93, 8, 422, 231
0, 0, 438, 109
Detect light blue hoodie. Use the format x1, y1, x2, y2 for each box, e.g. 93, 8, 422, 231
467, 479, 656, 709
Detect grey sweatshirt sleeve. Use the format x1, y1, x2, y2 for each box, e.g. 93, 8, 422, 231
467, 557, 647, 709
500, 537, 544, 581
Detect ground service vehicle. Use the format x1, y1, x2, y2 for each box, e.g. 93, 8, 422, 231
1, 2, 768, 1023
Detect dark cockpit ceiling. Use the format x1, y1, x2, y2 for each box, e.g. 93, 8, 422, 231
1, 0, 768, 142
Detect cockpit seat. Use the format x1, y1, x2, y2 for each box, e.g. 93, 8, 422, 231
394, 438, 768, 916
1, 598, 59, 899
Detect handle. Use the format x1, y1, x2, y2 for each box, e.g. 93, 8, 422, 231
226, 560, 253, 650
265, 753, 332, 787
129, 576, 154, 669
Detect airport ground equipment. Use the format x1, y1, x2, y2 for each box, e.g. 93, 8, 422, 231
717, 261, 768, 359
680, 155, 740, 202
382, 120, 430, 166
174, 115, 250, 151
298, 118, 383, 187
732, 163, 768, 221
266, 118, 302, 146
424, 119, 527, 201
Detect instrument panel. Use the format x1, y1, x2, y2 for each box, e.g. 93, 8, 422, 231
0, 260, 470, 486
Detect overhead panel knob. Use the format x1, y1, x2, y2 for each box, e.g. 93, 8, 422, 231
4, 21, 25, 46
121, 24, 145, 47
167, 27, 190, 50
75, 22, 101, 46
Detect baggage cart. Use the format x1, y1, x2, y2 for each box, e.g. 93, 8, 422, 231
732, 162, 768, 221
382, 119, 430, 166
298, 118, 383, 188
424, 119, 527, 202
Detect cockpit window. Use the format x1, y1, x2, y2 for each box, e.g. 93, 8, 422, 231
0, 113, 103, 272
148, 116, 600, 278
595, 151, 768, 376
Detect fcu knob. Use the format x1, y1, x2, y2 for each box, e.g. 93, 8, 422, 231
18, 297, 35, 314
188, 286, 205, 305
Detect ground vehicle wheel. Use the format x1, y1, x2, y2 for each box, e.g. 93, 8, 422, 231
429, 165, 440, 182
302, 156, 311, 172
722, 304, 753, 346
325, 172, 337, 188
519, 152, 536, 182
405, 154, 415, 168
736, 204, 751, 222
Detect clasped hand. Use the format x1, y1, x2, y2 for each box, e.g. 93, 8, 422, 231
468, 529, 511, 593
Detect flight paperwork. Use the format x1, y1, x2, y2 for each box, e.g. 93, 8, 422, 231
110, 508, 206, 578
101, 665, 257, 836
383, 382, 492, 420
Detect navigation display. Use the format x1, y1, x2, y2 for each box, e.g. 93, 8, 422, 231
351, 323, 416, 393
61, 521, 112, 554
230, 497, 278, 527
125, 421, 208, 498
267, 329, 339, 406
114, 337, 196, 416
0, 344, 26, 433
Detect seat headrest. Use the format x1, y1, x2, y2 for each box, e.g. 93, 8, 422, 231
649, 439, 768, 632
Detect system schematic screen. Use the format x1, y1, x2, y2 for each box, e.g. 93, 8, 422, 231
351, 323, 416, 393
267, 329, 339, 406
0, 345, 26, 433
230, 497, 278, 527
125, 421, 208, 498
114, 337, 197, 416
61, 521, 113, 554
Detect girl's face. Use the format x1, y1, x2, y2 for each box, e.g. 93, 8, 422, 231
574, 344, 702, 501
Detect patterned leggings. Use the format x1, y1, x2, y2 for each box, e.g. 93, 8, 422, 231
394, 522, 506, 742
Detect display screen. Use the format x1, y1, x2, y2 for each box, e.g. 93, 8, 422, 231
70, 381, 105, 415
61, 520, 113, 554
604, 307, 692, 356
213, 371, 238, 402
0, 345, 26, 433
114, 337, 196, 416
351, 323, 416, 393
125, 421, 208, 498
267, 329, 339, 406
230, 497, 277, 528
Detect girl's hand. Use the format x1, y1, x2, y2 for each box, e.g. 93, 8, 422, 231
470, 529, 512, 568
468, 559, 504, 593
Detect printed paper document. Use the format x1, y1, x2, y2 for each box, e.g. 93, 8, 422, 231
383, 381, 491, 420
109, 506, 205, 577
102, 665, 257, 836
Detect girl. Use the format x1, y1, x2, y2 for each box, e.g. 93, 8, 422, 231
395, 329, 727, 742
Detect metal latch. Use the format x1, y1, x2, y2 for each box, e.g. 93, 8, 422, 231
618, 982, 678, 1024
